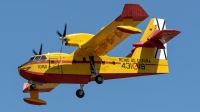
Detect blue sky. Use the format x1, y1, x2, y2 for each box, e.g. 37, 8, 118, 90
0, 0, 199, 111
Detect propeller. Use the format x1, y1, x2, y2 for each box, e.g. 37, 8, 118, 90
57, 23, 67, 52
32, 43, 43, 55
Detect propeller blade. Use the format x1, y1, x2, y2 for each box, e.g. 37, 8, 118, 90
63, 23, 67, 37
57, 31, 62, 37
32, 49, 38, 55
58, 23, 67, 53
39, 43, 43, 55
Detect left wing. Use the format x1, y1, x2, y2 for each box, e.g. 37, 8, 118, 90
23, 83, 59, 105
74, 4, 149, 56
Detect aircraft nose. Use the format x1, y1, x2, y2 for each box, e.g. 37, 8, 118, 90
18, 65, 32, 81
18, 65, 22, 68
18, 66, 23, 73
18, 64, 25, 73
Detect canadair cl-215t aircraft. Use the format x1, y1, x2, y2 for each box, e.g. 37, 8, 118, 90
18, 4, 180, 105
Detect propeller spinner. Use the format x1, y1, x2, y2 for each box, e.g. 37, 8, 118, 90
57, 23, 68, 52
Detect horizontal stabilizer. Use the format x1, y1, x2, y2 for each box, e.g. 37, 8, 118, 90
133, 29, 180, 49
148, 29, 180, 43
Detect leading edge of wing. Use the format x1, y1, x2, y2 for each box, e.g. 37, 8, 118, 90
74, 4, 149, 56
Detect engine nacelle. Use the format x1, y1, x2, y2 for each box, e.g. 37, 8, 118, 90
65, 33, 94, 47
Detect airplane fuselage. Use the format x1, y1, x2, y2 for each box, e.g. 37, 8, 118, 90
18, 51, 168, 84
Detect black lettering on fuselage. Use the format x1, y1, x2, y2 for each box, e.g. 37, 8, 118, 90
38, 65, 47, 69
119, 58, 130, 62
131, 59, 135, 62
137, 63, 145, 70
137, 59, 151, 63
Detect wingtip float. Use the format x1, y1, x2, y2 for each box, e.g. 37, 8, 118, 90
18, 3, 180, 105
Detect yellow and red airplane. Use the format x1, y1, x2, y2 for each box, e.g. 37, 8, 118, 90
18, 4, 180, 105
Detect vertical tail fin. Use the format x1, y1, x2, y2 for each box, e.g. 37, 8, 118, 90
153, 18, 167, 60
140, 18, 157, 42
138, 18, 168, 60
127, 18, 180, 74
129, 18, 180, 59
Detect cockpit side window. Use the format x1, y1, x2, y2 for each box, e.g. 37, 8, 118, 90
34, 56, 41, 60
40, 55, 47, 60
29, 55, 47, 62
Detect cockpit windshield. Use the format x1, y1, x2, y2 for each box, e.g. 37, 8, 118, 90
34, 56, 41, 60
18, 55, 47, 68
29, 55, 47, 62
29, 57, 35, 61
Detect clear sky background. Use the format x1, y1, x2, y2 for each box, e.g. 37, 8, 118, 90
0, 0, 199, 111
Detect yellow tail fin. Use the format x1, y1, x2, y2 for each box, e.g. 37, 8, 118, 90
128, 18, 180, 74
140, 18, 157, 42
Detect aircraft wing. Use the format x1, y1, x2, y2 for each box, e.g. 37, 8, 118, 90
74, 4, 149, 56
23, 83, 59, 93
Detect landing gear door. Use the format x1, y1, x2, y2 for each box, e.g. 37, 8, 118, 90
49, 58, 59, 69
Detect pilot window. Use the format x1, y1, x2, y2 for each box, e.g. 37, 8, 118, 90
34, 56, 41, 60
40, 55, 47, 60
29, 55, 47, 62
102, 60, 105, 64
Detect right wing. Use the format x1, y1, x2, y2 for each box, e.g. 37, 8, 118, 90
74, 4, 149, 56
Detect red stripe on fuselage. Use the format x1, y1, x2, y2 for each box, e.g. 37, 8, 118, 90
19, 70, 91, 84
23, 60, 121, 66
19, 70, 166, 84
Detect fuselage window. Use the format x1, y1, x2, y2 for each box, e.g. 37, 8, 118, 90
51, 60, 54, 63
112, 61, 115, 65
72, 60, 76, 63
83, 57, 86, 62
102, 60, 105, 64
